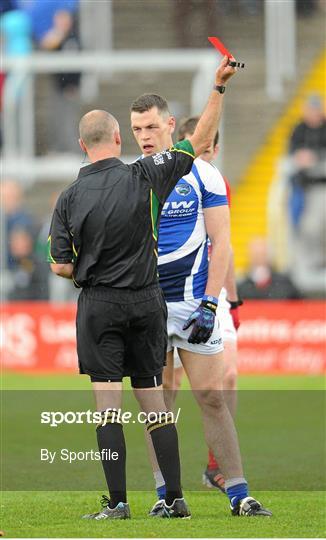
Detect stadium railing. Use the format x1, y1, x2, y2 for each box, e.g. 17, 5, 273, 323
2, 49, 217, 184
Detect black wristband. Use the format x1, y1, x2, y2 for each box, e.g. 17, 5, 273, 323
228, 299, 243, 309
200, 299, 217, 314
213, 85, 226, 94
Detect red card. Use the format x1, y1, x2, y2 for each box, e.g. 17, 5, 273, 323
208, 37, 232, 58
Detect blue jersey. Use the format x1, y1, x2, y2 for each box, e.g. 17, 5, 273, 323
157, 158, 228, 302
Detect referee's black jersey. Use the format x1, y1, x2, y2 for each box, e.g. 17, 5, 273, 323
47, 140, 195, 289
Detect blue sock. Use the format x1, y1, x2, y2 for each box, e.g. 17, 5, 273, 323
226, 482, 248, 507
156, 484, 166, 500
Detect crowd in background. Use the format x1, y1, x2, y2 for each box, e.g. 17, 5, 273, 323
0, 0, 81, 154
286, 95, 326, 297
1, 0, 325, 302
2, 96, 325, 305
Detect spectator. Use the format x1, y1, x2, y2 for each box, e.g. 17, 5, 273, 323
7, 227, 49, 301
0, 179, 34, 268
0, 5, 32, 149
238, 237, 301, 300
295, 0, 318, 17
287, 94, 326, 297
0, 7, 32, 56
14, 0, 78, 46
0, 1, 16, 15
17, 0, 80, 154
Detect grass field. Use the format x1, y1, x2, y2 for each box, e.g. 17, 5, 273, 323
2, 491, 325, 538
2, 371, 325, 390
1, 372, 325, 538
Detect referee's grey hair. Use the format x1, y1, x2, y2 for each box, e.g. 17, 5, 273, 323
130, 94, 170, 116
79, 110, 119, 148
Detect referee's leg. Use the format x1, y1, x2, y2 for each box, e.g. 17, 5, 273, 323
133, 380, 184, 508
92, 381, 127, 510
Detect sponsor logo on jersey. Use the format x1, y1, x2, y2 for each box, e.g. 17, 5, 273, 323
176, 184, 192, 196
163, 200, 195, 210
152, 150, 173, 166
210, 338, 222, 345
162, 200, 196, 217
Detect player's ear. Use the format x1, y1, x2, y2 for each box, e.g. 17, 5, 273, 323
213, 144, 219, 159
168, 116, 176, 135
79, 138, 87, 153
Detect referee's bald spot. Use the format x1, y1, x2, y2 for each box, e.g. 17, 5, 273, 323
79, 110, 119, 148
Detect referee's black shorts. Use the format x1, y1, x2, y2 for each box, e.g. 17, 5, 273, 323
76, 284, 167, 382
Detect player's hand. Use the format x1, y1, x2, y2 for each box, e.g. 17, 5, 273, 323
230, 306, 240, 330
228, 299, 243, 331
182, 298, 217, 344
215, 55, 237, 86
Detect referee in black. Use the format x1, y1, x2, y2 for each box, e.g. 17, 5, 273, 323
48, 56, 236, 520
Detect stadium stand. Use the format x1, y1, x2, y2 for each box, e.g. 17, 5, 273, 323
1, 0, 325, 297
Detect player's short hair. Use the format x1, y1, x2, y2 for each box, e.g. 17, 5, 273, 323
178, 116, 219, 146
130, 94, 170, 116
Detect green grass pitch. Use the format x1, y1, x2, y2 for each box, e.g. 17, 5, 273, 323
1, 372, 325, 538
2, 490, 325, 538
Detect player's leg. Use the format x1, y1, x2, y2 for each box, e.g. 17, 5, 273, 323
163, 350, 185, 408
204, 301, 239, 488
219, 300, 239, 418
174, 365, 185, 390
179, 348, 244, 480
222, 339, 238, 418
204, 339, 238, 489
162, 350, 179, 410
170, 350, 185, 393
179, 348, 272, 516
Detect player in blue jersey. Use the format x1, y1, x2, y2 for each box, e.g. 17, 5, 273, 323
130, 94, 272, 518
172, 117, 242, 492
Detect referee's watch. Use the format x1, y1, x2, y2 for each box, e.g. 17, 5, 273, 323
214, 85, 226, 94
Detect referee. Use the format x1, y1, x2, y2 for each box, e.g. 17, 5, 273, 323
48, 56, 236, 520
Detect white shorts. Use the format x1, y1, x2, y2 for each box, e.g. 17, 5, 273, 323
167, 298, 224, 358
218, 288, 237, 344
172, 289, 236, 369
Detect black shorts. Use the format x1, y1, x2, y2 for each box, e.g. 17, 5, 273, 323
76, 284, 167, 381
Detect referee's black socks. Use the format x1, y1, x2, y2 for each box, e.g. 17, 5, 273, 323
146, 413, 183, 506
96, 411, 126, 509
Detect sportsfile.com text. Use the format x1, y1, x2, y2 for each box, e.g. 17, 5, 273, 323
40, 408, 181, 428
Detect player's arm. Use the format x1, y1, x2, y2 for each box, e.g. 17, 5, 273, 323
188, 55, 236, 157
137, 56, 236, 201
136, 139, 195, 202
47, 193, 74, 279
223, 247, 242, 330
204, 205, 230, 299
224, 247, 238, 301
182, 163, 230, 344
182, 205, 230, 345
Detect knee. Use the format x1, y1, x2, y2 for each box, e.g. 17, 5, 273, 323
197, 389, 225, 412
223, 368, 238, 391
